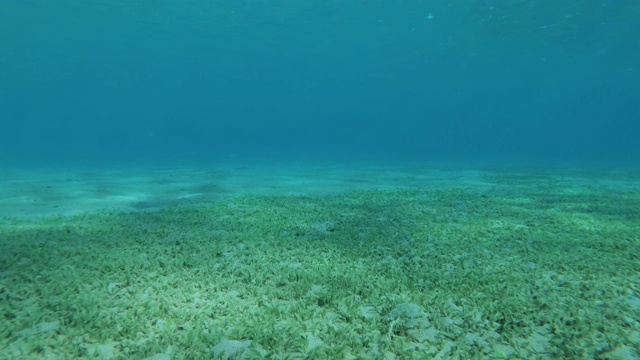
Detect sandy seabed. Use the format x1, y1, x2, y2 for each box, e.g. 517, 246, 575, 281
1, 162, 639, 359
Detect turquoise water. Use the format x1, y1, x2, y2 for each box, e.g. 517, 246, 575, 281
1, 2, 640, 358
1, 0, 639, 165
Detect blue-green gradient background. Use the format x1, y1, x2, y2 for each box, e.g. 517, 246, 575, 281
1, 0, 639, 165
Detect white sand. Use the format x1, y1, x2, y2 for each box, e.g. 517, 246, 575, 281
1, 160, 631, 218
0, 161, 494, 218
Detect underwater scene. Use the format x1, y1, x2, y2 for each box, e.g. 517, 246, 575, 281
1, 0, 639, 359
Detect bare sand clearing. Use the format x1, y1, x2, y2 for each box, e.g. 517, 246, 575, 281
0, 162, 493, 218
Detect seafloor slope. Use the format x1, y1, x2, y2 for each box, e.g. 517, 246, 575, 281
1, 166, 639, 359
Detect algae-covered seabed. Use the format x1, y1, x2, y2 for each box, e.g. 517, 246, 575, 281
1, 169, 639, 359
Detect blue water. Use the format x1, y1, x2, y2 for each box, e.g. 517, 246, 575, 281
1, 0, 639, 166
